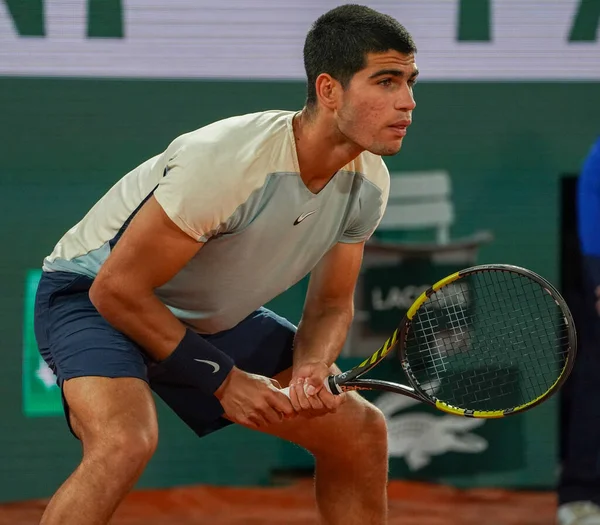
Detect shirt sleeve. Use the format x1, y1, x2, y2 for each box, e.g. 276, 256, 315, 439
340, 162, 390, 244
153, 145, 235, 242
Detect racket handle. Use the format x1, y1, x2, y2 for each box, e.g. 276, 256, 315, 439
280, 377, 336, 398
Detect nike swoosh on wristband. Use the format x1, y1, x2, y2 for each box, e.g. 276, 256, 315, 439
193, 359, 221, 373
294, 210, 317, 225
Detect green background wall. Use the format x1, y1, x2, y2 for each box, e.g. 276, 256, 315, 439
1, 78, 599, 502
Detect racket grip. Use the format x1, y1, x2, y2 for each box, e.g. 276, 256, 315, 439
280, 377, 335, 398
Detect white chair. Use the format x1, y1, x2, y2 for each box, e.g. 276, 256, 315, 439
377, 170, 453, 245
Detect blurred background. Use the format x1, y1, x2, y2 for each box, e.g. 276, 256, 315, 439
1, 1, 599, 523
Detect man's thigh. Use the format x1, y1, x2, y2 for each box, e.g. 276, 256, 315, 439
64, 376, 157, 444
258, 364, 382, 458
34, 271, 151, 436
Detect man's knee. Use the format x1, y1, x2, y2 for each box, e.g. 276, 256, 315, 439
64, 377, 158, 472
351, 398, 388, 455
83, 420, 158, 473
311, 395, 388, 460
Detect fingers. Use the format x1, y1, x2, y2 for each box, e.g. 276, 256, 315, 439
267, 387, 296, 418
305, 387, 325, 411
245, 414, 263, 429
288, 379, 302, 413
297, 378, 325, 411
277, 372, 343, 419
223, 374, 297, 428
259, 403, 284, 425
242, 405, 284, 429
317, 387, 345, 412
288, 377, 343, 416
304, 380, 320, 397
293, 377, 325, 411
250, 384, 296, 426
293, 378, 313, 412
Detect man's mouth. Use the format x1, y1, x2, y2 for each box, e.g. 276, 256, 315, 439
388, 121, 411, 137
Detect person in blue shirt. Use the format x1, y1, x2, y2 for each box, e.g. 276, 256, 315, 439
578, 137, 600, 301
558, 136, 600, 525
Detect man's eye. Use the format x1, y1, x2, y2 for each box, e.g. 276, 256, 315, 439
378, 78, 392, 87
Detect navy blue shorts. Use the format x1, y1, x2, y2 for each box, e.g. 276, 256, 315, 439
34, 271, 296, 438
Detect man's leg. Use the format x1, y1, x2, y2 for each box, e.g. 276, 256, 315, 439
34, 272, 159, 525
150, 307, 388, 524
154, 364, 388, 525
263, 366, 388, 525
40, 377, 158, 525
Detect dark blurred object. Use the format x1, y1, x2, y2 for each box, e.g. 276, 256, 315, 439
559, 174, 583, 464
558, 162, 600, 518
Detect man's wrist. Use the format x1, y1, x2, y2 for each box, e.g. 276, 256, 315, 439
214, 366, 240, 400
292, 358, 329, 372
161, 328, 235, 396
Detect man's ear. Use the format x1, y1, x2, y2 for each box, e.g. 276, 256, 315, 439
314, 73, 343, 111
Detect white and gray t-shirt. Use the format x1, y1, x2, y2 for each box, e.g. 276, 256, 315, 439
43, 110, 390, 333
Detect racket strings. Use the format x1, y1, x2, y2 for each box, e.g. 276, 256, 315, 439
405, 270, 571, 412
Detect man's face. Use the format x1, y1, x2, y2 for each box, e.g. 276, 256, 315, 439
335, 51, 418, 156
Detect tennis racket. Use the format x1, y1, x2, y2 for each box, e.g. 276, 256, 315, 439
282, 264, 576, 418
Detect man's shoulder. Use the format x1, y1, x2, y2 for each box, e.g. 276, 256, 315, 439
156, 110, 297, 199
161, 110, 295, 176
173, 110, 294, 151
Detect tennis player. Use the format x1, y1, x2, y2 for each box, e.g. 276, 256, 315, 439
33, 4, 418, 524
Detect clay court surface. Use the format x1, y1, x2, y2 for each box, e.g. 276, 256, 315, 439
0, 479, 555, 524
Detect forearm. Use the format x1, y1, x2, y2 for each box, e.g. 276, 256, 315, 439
90, 279, 186, 361
293, 305, 354, 369
90, 277, 235, 395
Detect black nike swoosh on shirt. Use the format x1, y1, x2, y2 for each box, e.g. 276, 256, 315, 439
293, 210, 317, 225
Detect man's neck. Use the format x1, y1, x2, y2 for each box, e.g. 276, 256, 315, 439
292, 108, 363, 194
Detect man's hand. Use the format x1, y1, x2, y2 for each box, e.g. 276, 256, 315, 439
288, 361, 346, 418
215, 367, 295, 429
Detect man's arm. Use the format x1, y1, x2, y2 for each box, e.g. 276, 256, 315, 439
293, 241, 365, 367
89, 196, 201, 359
287, 241, 364, 412
89, 196, 294, 427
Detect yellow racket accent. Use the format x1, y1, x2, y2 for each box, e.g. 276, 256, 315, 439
432, 271, 460, 291
357, 328, 400, 368
381, 329, 398, 358
503, 357, 570, 413
406, 272, 461, 320
406, 291, 428, 320
435, 401, 505, 419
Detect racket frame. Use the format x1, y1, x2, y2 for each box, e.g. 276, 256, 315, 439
329, 264, 577, 418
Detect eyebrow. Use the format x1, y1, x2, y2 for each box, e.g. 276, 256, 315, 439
369, 68, 420, 80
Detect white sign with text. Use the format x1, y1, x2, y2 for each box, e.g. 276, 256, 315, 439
0, 0, 598, 79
